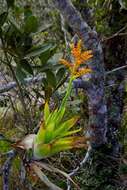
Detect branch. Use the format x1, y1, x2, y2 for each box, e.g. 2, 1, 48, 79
73, 75, 91, 93
67, 146, 92, 190
1, 62, 127, 95
73, 64, 127, 90
2, 150, 16, 190
53, 0, 95, 48
75, 0, 94, 27
60, 14, 70, 48
0, 75, 44, 93
102, 24, 127, 41
106, 64, 127, 75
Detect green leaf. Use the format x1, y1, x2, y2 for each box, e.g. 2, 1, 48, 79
47, 52, 63, 66
24, 43, 54, 58
24, 15, 38, 34
0, 140, 11, 153
45, 123, 55, 143
55, 107, 66, 126
50, 136, 86, 155
24, 6, 32, 19
16, 65, 27, 83
0, 28, 2, 37
6, 0, 15, 8
49, 137, 74, 154
40, 44, 57, 65
36, 24, 53, 33
0, 12, 8, 27
34, 143, 51, 159
60, 128, 81, 137
0, 134, 6, 141
4, 21, 22, 51
53, 116, 79, 138
45, 108, 58, 126
9, 20, 22, 34
46, 70, 56, 88
56, 68, 65, 83
20, 59, 33, 75
44, 102, 50, 121
40, 50, 52, 65
14, 6, 24, 18
34, 124, 46, 145
44, 86, 53, 101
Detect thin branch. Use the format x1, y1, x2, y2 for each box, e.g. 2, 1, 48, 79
73, 77, 91, 92
60, 14, 70, 48
102, 24, 127, 41
2, 150, 16, 190
106, 64, 127, 75
0, 75, 44, 93
67, 146, 92, 190
0, 36, 33, 131
0, 62, 127, 94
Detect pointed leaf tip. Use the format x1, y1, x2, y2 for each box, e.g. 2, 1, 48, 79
44, 102, 50, 121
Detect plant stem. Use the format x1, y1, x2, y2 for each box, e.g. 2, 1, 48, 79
1, 36, 32, 132
6, 58, 31, 132
60, 76, 73, 109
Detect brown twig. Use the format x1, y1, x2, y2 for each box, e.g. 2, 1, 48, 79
0, 36, 32, 132
102, 24, 127, 41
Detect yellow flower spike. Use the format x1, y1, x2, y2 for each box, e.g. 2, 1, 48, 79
71, 47, 80, 58
81, 50, 93, 62
34, 122, 46, 145
59, 38, 93, 78
59, 59, 72, 70
75, 68, 92, 78
71, 40, 82, 62
69, 43, 74, 49
77, 39, 82, 51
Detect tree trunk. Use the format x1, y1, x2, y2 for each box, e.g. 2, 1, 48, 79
53, 0, 107, 148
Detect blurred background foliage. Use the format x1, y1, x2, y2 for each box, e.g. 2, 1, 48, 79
0, 0, 127, 189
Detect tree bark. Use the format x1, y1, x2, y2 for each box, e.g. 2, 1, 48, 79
53, 0, 107, 148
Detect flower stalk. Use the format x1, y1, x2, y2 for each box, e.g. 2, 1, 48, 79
60, 76, 73, 109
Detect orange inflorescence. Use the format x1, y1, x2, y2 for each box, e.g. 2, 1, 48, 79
59, 59, 73, 70
75, 68, 92, 78
60, 39, 93, 78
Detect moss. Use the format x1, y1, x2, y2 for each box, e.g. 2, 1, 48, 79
74, 146, 123, 190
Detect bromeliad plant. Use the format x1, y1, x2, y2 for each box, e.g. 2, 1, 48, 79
13, 39, 93, 189
16, 39, 93, 159
33, 39, 93, 159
